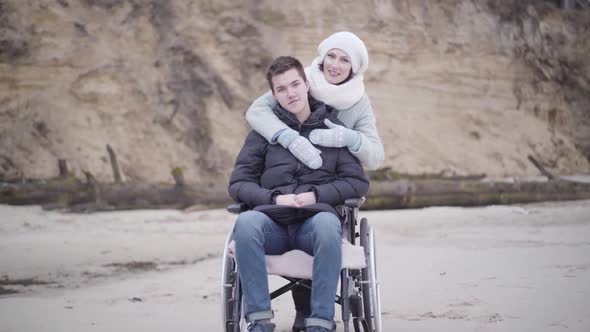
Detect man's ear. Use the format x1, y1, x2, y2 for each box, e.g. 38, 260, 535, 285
304, 80, 310, 92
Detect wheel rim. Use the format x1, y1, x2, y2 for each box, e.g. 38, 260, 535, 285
240, 296, 246, 331
359, 218, 373, 332
368, 227, 382, 332
221, 231, 234, 331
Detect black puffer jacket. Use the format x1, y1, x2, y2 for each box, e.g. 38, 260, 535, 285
228, 97, 369, 209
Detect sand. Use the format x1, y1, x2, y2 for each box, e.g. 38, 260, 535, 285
1, 201, 589, 331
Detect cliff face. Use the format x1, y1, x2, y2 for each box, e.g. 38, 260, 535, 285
0, 0, 269, 184
1, 0, 589, 185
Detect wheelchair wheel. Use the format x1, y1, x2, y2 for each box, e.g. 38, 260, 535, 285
360, 218, 382, 332
221, 232, 245, 332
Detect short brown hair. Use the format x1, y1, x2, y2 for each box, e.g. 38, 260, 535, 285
266, 56, 307, 92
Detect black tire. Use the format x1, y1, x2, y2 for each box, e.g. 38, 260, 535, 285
222, 255, 242, 332
230, 271, 243, 332
226, 271, 243, 332
221, 233, 244, 332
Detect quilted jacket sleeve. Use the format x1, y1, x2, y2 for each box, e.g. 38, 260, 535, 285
311, 149, 369, 206
228, 131, 278, 208
345, 94, 385, 170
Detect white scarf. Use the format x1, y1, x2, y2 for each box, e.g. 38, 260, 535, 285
304, 57, 366, 111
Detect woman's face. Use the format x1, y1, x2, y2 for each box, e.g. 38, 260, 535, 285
322, 48, 353, 85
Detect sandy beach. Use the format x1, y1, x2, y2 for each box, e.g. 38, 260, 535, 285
1, 201, 589, 331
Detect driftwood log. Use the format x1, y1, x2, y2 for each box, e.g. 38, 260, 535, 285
363, 178, 590, 210
0, 177, 228, 212
2, 176, 590, 212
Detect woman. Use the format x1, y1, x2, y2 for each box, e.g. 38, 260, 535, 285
246, 31, 384, 171
244, 31, 384, 331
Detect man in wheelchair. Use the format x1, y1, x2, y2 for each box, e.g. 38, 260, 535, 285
228, 56, 369, 332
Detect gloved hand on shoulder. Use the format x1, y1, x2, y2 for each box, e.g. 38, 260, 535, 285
277, 128, 323, 169
309, 119, 361, 151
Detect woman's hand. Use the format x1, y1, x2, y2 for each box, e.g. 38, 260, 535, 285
288, 136, 323, 169
310, 119, 361, 150
295, 192, 316, 206
278, 128, 323, 169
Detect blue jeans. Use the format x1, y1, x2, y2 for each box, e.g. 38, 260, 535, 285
234, 210, 342, 330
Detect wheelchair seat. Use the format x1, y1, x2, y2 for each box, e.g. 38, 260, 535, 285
226, 239, 366, 280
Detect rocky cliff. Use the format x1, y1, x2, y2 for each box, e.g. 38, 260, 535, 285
1, 0, 589, 187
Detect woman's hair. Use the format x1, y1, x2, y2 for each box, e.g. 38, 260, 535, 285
266, 56, 307, 91
318, 61, 354, 85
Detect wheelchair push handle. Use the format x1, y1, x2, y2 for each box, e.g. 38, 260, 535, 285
344, 197, 365, 208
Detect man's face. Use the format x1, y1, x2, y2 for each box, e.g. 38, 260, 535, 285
271, 68, 310, 115
322, 48, 352, 85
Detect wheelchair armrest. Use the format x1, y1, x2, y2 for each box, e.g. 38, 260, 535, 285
344, 197, 365, 208
227, 202, 248, 214
228, 198, 363, 214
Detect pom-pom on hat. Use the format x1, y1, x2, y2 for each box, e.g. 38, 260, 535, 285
317, 31, 369, 75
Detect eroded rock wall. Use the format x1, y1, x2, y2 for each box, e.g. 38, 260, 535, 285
1, 0, 588, 185
0, 0, 268, 184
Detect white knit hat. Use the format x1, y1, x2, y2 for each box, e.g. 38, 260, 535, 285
317, 31, 369, 75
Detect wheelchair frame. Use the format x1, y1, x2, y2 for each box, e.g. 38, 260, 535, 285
221, 198, 381, 332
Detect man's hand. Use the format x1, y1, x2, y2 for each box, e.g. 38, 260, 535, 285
309, 119, 361, 150
295, 192, 316, 206
275, 194, 301, 207
275, 192, 316, 207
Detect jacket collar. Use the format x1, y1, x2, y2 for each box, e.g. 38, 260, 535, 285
273, 96, 337, 129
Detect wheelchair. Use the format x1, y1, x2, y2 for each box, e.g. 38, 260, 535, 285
220, 198, 382, 332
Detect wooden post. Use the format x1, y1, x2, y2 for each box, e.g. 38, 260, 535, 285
172, 167, 185, 187
528, 155, 555, 180
168, 101, 179, 123
83, 170, 105, 204
58, 159, 68, 177
106, 144, 122, 183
